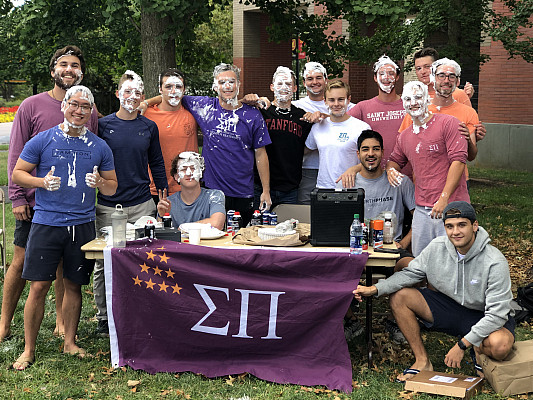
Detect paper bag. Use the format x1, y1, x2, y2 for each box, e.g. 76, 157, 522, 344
479, 339, 533, 396
232, 223, 310, 246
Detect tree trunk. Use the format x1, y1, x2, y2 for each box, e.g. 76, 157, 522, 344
141, 10, 176, 98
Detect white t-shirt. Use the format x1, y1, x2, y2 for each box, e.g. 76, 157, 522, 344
293, 96, 355, 169
305, 116, 370, 189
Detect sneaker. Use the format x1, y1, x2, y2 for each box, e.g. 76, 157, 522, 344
96, 320, 109, 337
344, 317, 364, 341
385, 319, 407, 344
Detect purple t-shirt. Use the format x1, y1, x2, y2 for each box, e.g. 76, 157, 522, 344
348, 96, 412, 178
182, 96, 271, 198
8, 91, 99, 208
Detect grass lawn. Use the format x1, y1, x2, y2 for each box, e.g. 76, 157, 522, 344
0, 165, 531, 399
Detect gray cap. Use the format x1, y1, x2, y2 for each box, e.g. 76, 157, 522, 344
443, 201, 477, 223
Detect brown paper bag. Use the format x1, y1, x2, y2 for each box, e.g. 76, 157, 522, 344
232, 223, 310, 246
479, 339, 533, 396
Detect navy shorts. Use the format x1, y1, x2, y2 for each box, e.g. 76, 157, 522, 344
418, 288, 515, 338
22, 222, 96, 285
13, 208, 35, 248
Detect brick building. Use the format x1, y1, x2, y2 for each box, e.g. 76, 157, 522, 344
233, 1, 533, 170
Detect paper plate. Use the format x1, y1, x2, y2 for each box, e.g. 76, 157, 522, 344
134, 216, 160, 228
179, 223, 225, 239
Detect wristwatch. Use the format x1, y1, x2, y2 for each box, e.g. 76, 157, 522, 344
457, 338, 468, 350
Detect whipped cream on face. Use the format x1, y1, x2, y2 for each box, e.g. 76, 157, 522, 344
119, 70, 143, 113
161, 75, 184, 106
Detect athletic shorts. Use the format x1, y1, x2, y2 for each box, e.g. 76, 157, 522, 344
13, 208, 35, 248
418, 287, 515, 338
22, 222, 96, 285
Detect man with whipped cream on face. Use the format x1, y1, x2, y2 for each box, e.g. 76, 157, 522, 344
386, 81, 469, 257
11, 85, 117, 369
344, 55, 411, 178
93, 70, 167, 337
249, 66, 313, 210
176, 63, 271, 226
156, 152, 225, 230
144, 69, 198, 205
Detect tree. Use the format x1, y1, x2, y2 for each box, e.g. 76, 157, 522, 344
104, 0, 229, 97
488, 0, 533, 63
244, 0, 532, 76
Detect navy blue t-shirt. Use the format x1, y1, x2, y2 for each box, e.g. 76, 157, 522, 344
97, 113, 167, 207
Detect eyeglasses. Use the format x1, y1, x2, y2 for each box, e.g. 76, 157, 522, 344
67, 101, 92, 113
435, 73, 458, 81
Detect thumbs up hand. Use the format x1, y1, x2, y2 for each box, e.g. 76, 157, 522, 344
43, 166, 61, 191
85, 165, 101, 188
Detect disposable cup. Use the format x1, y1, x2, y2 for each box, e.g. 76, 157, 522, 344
188, 227, 202, 245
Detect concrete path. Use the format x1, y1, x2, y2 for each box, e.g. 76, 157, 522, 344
0, 122, 12, 145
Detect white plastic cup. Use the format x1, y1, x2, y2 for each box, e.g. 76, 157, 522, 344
188, 227, 202, 245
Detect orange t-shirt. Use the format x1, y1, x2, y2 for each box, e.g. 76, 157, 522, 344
145, 105, 198, 196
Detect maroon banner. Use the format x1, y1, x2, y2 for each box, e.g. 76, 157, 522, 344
104, 240, 367, 392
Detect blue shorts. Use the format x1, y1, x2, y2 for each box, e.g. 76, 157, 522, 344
22, 222, 96, 285
418, 288, 515, 338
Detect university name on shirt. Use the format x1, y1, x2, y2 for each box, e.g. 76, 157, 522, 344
366, 109, 405, 122
52, 149, 91, 159
265, 118, 304, 138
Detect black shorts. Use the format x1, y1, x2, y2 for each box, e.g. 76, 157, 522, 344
13, 208, 35, 248
22, 222, 96, 285
418, 288, 516, 338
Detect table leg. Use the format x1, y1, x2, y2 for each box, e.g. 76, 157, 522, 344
365, 265, 372, 368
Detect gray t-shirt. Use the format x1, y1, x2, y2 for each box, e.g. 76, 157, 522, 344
354, 172, 415, 241
168, 188, 225, 227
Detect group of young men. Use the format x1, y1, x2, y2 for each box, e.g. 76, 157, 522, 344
1, 44, 515, 384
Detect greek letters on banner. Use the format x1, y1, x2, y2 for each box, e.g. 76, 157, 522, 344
103, 240, 367, 392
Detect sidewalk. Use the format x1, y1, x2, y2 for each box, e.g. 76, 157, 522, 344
0, 122, 12, 145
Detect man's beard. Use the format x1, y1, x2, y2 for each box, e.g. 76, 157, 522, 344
53, 72, 81, 91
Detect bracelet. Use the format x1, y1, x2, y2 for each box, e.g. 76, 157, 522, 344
457, 338, 468, 350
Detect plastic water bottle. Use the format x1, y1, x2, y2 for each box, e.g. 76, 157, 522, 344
383, 212, 394, 244
349, 213, 363, 255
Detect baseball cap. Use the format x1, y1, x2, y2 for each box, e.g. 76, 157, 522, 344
443, 201, 477, 223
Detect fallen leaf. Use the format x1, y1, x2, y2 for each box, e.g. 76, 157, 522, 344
130, 387, 137, 393
88, 373, 95, 382
127, 380, 141, 387
225, 375, 236, 386
23, 388, 31, 393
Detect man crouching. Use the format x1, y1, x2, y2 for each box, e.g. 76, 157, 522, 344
354, 201, 514, 382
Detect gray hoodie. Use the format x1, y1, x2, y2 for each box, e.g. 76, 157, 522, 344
375, 226, 513, 347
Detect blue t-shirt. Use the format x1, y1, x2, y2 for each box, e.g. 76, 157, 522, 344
97, 113, 167, 207
19, 125, 115, 226
182, 96, 271, 198
168, 188, 225, 227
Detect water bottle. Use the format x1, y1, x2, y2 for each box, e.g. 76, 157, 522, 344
349, 213, 363, 255
383, 212, 394, 244
111, 204, 127, 248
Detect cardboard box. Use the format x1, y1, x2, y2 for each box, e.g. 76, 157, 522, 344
479, 339, 533, 396
405, 370, 483, 399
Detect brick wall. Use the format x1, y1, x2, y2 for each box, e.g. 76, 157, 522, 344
478, 0, 533, 124
233, 5, 291, 98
